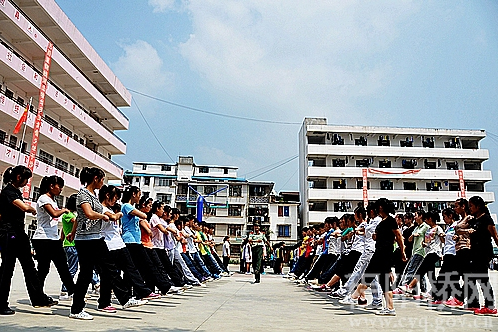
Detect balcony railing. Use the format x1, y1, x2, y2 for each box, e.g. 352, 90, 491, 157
0, 89, 123, 172
249, 196, 269, 204
0, 38, 126, 146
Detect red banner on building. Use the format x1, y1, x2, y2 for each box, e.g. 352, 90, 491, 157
457, 170, 466, 198
362, 168, 368, 207
23, 42, 53, 199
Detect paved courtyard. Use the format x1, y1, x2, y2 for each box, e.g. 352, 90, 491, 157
1, 264, 497, 331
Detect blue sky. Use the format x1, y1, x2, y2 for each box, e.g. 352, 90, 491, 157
55, 0, 498, 213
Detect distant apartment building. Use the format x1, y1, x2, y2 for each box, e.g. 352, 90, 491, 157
0, 1, 129, 232
299, 118, 495, 225
124, 157, 300, 247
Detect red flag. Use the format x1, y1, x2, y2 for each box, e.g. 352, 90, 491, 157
13, 102, 30, 134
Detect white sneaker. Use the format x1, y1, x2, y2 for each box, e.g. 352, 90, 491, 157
59, 293, 72, 301
221, 272, 229, 277
182, 284, 193, 290
375, 308, 396, 316
123, 297, 148, 309
167, 286, 185, 294
69, 310, 94, 320
339, 296, 358, 305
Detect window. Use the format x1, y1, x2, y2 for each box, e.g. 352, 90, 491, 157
60, 126, 72, 137
449, 183, 460, 191
228, 205, 242, 216
403, 182, 416, 190
9, 135, 17, 149
142, 192, 150, 199
426, 181, 442, 191
278, 206, 290, 217
228, 224, 242, 237
224, 168, 229, 174
156, 193, 172, 204
356, 180, 370, 189
199, 167, 209, 173
161, 165, 171, 171
156, 178, 172, 187
278, 225, 291, 237
39, 150, 54, 165
229, 185, 242, 197
379, 160, 391, 168
380, 180, 393, 190
333, 180, 346, 189
144, 177, 150, 186
75, 168, 80, 178
204, 185, 216, 195
142, 164, 147, 170
55, 158, 68, 172
44, 115, 58, 128
332, 159, 346, 167
135, 177, 140, 183
0, 130, 6, 144
32, 187, 41, 202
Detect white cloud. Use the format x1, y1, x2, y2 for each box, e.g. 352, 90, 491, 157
111, 40, 174, 98
148, 0, 176, 13
177, 1, 418, 122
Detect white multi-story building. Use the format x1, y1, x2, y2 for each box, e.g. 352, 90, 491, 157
0, 1, 129, 209
299, 118, 495, 225
125, 157, 300, 246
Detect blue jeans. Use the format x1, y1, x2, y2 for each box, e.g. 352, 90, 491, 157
181, 252, 204, 281
191, 252, 213, 278
62, 246, 78, 292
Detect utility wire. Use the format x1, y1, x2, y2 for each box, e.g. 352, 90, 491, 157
132, 98, 176, 164
242, 155, 299, 177
128, 88, 301, 126
276, 167, 299, 193
248, 155, 298, 180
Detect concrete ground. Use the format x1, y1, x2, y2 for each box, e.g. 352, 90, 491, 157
1, 264, 497, 331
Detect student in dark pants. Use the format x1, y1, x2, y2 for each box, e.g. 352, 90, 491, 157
0, 166, 58, 315
31, 175, 75, 295
249, 224, 267, 283
69, 167, 146, 320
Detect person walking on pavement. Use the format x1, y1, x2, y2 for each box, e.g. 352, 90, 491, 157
249, 224, 268, 283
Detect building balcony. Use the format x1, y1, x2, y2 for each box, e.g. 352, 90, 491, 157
247, 216, 270, 225
307, 166, 493, 181
307, 144, 489, 160
250, 196, 269, 204
0, 41, 126, 155
0, 95, 123, 180
0, 141, 80, 191
0, 0, 131, 113
307, 188, 494, 203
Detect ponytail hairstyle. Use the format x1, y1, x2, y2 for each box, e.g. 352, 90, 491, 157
122, 186, 140, 203
98, 185, 121, 203
148, 200, 164, 219
137, 195, 152, 210
468, 195, 490, 216
40, 175, 64, 195
354, 206, 366, 220
80, 167, 105, 186
455, 198, 470, 215
442, 207, 459, 222
66, 193, 77, 211
3, 165, 32, 186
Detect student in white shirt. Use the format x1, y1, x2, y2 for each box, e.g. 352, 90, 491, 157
222, 236, 231, 271
32, 176, 74, 295
98, 185, 159, 313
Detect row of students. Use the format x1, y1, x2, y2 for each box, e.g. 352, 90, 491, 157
0, 166, 230, 319
294, 197, 498, 316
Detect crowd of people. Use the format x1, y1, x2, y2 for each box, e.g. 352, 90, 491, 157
284, 197, 498, 316
0, 166, 231, 320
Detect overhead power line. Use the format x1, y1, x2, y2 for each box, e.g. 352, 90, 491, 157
128, 88, 300, 125
248, 155, 298, 180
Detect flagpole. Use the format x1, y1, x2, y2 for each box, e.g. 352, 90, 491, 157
17, 97, 32, 166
